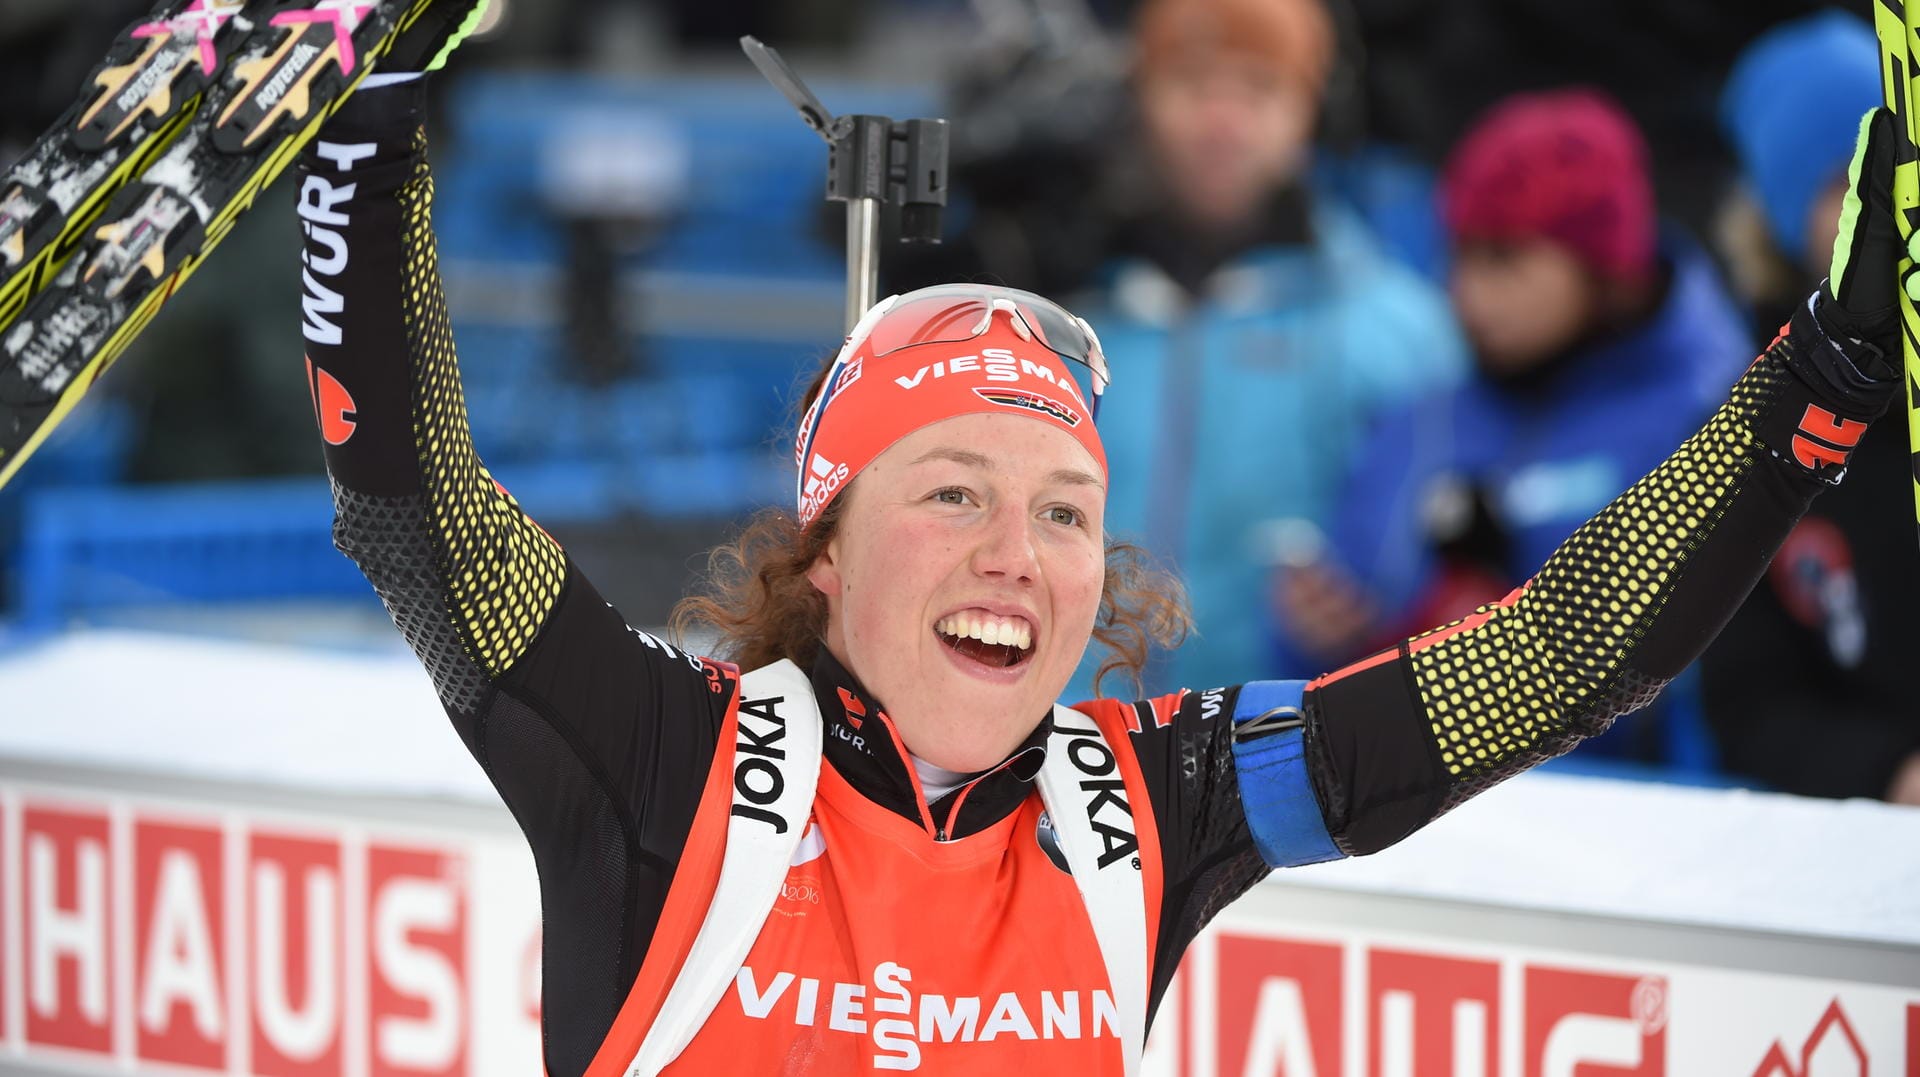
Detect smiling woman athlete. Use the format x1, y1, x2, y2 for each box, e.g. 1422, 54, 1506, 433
295, 69, 1907, 1076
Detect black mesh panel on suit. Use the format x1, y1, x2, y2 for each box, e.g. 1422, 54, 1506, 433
330, 482, 490, 715
1149, 845, 1270, 1026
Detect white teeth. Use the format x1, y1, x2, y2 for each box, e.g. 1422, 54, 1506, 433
936, 612, 1034, 651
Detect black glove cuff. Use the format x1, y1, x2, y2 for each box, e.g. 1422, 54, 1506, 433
1802, 290, 1900, 399
1759, 294, 1901, 484
320, 74, 429, 138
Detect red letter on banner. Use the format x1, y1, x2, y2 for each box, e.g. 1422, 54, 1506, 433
135, 818, 226, 1069
22, 805, 113, 1056
1524, 964, 1666, 1077
1, 796, 7, 1045
250, 832, 345, 1077
1369, 948, 1501, 1077
368, 844, 468, 1077
1214, 931, 1343, 1077
1907, 1003, 1919, 1077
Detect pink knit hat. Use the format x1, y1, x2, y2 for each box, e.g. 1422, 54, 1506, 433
1442, 89, 1657, 284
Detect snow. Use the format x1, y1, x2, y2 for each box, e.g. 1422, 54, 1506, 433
1283, 766, 1920, 947
0, 627, 494, 801
2, 627, 1914, 946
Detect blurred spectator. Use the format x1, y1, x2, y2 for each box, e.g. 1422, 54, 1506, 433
1718, 11, 1879, 336
1702, 13, 1920, 804
898, 0, 1844, 295
1272, 89, 1752, 761
1083, 0, 1465, 693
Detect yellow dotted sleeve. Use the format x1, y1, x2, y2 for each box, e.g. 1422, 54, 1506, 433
395, 135, 566, 677
1404, 352, 1780, 803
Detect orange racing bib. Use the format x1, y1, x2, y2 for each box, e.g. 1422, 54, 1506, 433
588, 660, 1163, 1076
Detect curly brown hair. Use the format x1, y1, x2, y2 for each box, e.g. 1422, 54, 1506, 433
670, 498, 1193, 697
669, 356, 1194, 698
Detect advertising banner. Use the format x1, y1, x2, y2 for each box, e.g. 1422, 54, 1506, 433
1143, 910, 1920, 1077
0, 777, 542, 1076
2, 769, 1913, 1075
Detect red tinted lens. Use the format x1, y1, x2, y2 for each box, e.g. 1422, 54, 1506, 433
862, 288, 995, 357
859, 285, 1108, 416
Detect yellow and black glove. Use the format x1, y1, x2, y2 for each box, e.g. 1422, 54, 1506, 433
1747, 107, 1910, 487
1821, 107, 1911, 372
384, 0, 489, 74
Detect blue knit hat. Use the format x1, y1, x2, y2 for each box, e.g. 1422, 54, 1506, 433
1721, 11, 1880, 264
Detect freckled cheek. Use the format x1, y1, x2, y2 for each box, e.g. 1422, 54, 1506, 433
1065, 584, 1103, 634
846, 530, 943, 645
884, 520, 965, 578
1046, 550, 1106, 639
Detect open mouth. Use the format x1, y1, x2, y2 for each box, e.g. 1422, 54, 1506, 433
935, 612, 1036, 670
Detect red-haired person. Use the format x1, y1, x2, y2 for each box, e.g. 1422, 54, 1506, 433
1089, 0, 1465, 694
299, 54, 1908, 1077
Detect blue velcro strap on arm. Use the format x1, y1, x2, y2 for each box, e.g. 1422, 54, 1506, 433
1230, 680, 1345, 868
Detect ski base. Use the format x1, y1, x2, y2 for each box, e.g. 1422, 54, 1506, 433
0, 0, 252, 334
0, 0, 434, 491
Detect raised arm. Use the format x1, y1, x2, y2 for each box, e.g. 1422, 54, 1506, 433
296, 78, 730, 1076
298, 84, 565, 710
1233, 110, 1907, 865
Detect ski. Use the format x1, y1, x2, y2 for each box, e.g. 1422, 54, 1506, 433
0, 0, 437, 490
0, 0, 254, 336
1873, 0, 1920, 537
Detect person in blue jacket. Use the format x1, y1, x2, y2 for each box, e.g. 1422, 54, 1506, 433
1084, 0, 1466, 695
1271, 89, 1753, 759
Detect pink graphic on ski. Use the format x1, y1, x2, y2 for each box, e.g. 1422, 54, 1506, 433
132, 0, 248, 74
268, 0, 378, 74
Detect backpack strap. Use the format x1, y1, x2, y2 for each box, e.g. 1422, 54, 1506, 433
623, 659, 823, 1075
1034, 704, 1152, 1077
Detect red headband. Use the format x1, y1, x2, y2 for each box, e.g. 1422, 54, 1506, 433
794, 287, 1110, 528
